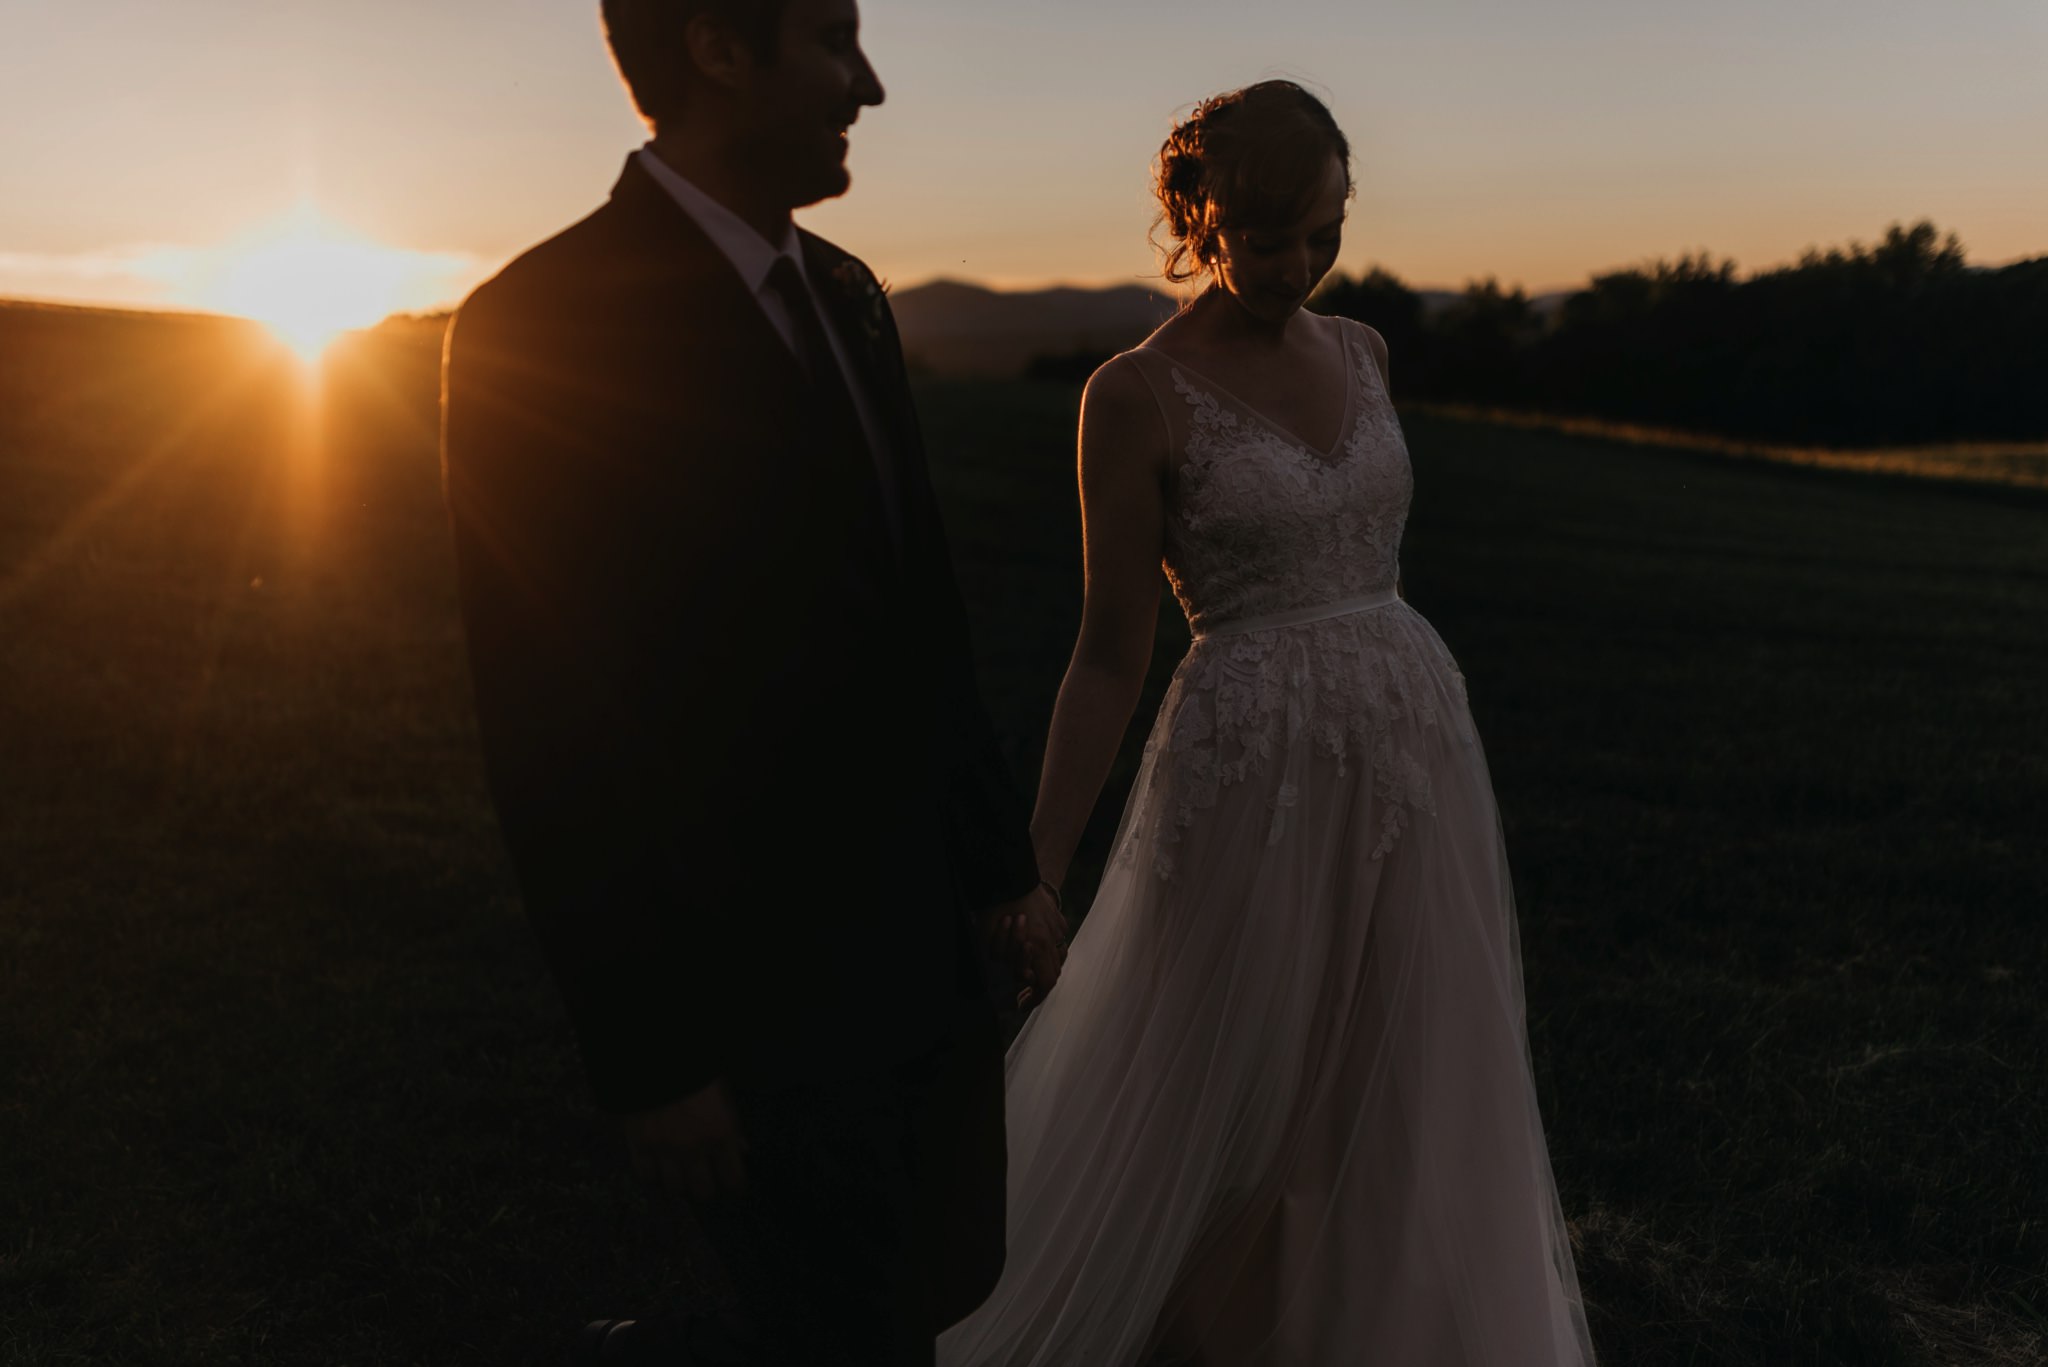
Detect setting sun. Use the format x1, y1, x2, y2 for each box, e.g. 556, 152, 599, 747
197, 203, 432, 362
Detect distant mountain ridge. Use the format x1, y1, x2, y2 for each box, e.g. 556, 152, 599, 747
884, 278, 1567, 378
889, 278, 1179, 377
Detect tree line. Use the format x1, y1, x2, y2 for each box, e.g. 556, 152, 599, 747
1314, 222, 2048, 447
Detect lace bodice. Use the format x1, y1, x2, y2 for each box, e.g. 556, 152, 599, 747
1113, 318, 1473, 876
1121, 318, 1411, 632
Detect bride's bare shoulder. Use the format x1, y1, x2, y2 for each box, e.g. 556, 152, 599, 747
1080, 351, 1173, 472
1084, 349, 1155, 402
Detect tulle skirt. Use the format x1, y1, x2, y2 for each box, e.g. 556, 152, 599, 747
937, 608, 1596, 1365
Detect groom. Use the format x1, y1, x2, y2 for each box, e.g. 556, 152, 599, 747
441, 0, 1064, 1360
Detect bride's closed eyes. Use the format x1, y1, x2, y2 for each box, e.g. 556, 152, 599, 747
1253, 236, 1342, 258
1240, 219, 1346, 256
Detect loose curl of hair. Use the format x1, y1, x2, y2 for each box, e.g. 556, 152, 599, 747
1153, 80, 1353, 286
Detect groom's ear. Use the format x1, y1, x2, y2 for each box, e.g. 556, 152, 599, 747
684, 12, 768, 93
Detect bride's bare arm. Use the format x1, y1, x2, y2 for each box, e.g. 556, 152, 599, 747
1030, 357, 1171, 891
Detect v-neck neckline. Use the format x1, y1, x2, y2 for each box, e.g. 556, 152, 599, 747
1144, 319, 1358, 465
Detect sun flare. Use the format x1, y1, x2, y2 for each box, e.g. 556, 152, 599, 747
198, 204, 430, 362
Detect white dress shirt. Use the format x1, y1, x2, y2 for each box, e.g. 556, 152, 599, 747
635, 147, 896, 490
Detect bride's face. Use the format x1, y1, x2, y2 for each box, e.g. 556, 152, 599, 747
1210, 155, 1351, 323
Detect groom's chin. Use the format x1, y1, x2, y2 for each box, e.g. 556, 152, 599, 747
793, 164, 855, 209
809, 144, 855, 193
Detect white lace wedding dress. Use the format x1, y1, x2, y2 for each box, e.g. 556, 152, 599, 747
936, 318, 1597, 1366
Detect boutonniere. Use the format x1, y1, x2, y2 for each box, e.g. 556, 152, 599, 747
830, 259, 890, 350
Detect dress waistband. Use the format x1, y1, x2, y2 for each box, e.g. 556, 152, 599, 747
1191, 588, 1401, 641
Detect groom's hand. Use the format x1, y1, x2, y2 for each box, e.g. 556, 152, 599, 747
621, 1080, 749, 1205
991, 886, 1068, 1009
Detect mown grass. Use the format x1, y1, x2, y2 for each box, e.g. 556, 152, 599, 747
2, 306, 2044, 1365
1402, 401, 2048, 493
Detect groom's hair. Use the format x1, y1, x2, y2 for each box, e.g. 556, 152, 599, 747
601, 0, 792, 128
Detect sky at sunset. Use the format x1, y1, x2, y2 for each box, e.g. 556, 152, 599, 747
4, 0, 2045, 319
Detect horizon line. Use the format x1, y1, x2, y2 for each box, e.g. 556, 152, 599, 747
7, 240, 2042, 326
0, 273, 1673, 321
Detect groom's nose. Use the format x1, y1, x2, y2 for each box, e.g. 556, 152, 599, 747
851, 46, 885, 108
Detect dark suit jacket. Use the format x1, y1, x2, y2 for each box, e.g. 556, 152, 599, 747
441, 155, 1038, 1113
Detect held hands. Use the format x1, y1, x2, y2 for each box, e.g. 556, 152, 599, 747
988, 883, 1070, 1011
621, 1079, 748, 1205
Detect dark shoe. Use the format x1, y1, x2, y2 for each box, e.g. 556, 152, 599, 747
569, 1319, 640, 1366
570, 1314, 754, 1366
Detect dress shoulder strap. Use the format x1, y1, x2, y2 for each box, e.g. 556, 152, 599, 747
1103, 347, 1179, 441
1330, 314, 1389, 393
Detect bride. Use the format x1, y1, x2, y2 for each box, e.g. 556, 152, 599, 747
939, 82, 1598, 1365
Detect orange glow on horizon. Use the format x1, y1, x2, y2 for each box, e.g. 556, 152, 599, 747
190, 202, 449, 363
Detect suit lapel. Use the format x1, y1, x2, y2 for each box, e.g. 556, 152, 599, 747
610, 160, 809, 398
606, 159, 898, 585
800, 234, 920, 458
800, 232, 948, 578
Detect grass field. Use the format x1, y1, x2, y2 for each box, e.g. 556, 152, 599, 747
2, 305, 2044, 1365
1400, 402, 2048, 493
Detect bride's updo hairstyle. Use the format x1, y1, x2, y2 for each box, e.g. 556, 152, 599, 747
1154, 80, 1352, 285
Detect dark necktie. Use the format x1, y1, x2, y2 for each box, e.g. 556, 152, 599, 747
763, 256, 901, 548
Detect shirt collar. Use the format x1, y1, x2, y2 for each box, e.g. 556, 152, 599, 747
636, 145, 805, 294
